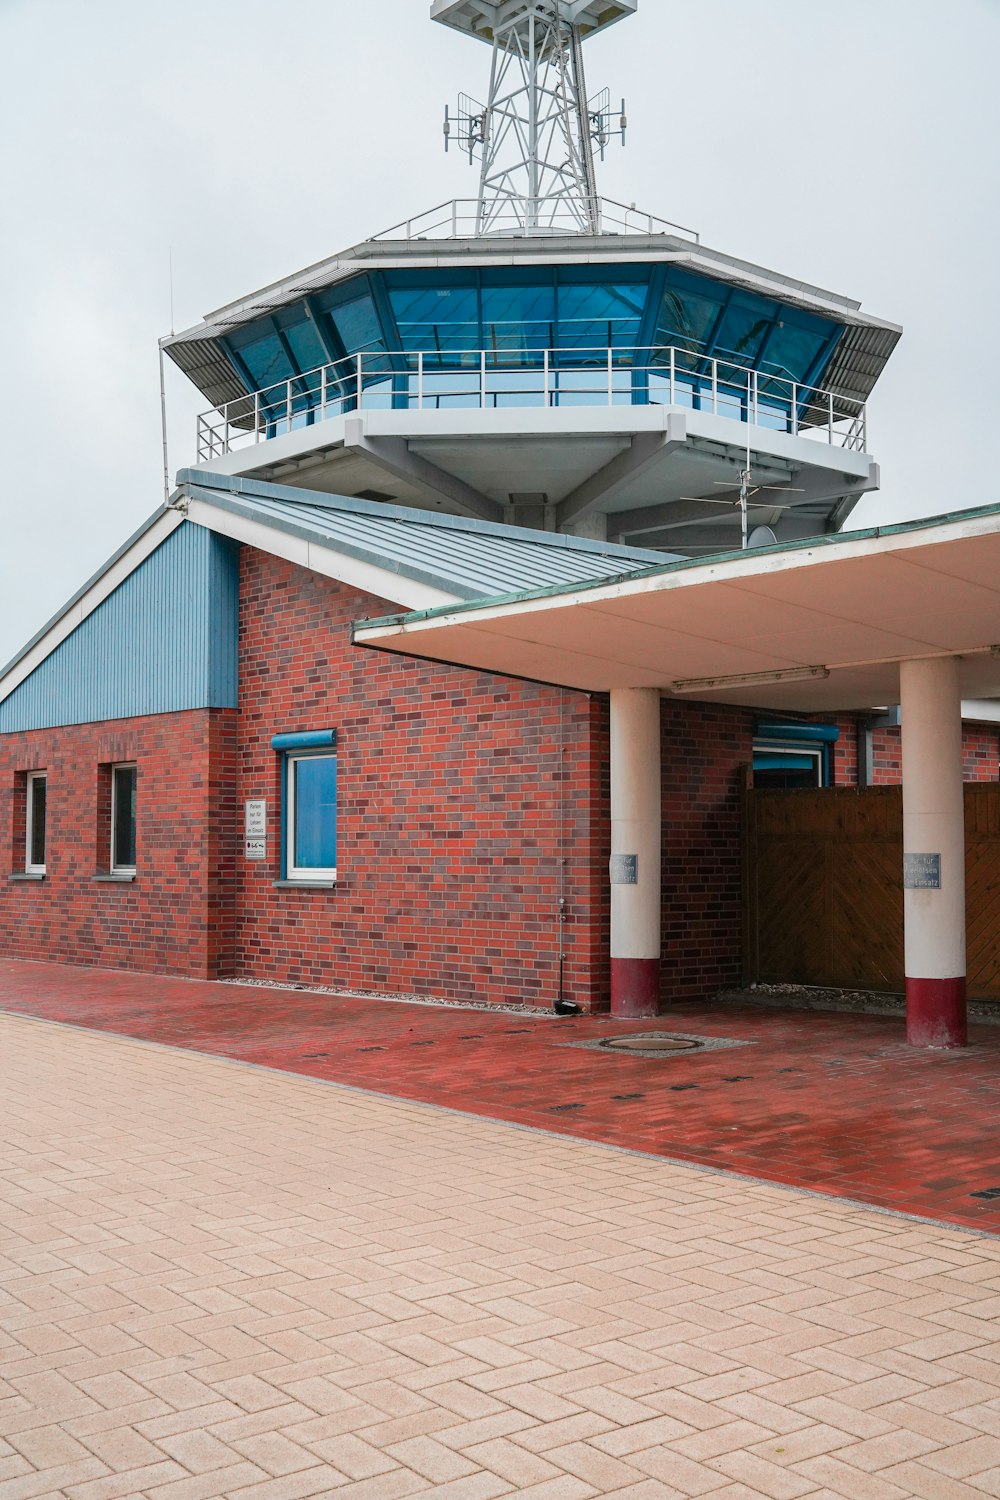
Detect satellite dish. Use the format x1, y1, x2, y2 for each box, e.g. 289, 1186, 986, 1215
747, 525, 777, 549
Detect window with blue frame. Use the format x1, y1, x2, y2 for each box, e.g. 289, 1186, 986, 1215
273, 732, 338, 881
753, 722, 840, 790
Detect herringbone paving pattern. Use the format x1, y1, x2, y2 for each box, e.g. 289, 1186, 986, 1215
2, 958, 1000, 1233
2, 1015, 999, 1499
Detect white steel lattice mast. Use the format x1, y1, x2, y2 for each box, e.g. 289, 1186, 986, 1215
433, 1, 635, 235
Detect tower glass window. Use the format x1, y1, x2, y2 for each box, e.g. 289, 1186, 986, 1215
111, 763, 137, 873
25, 771, 46, 874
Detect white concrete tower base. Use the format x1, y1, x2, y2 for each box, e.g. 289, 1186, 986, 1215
899, 656, 968, 1047
609, 687, 661, 1017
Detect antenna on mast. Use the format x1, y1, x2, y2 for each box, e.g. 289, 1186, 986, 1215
433, 0, 635, 236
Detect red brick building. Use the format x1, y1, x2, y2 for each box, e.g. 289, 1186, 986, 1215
2, 474, 996, 1015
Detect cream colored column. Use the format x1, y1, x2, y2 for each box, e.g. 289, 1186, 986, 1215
610, 687, 661, 1017
899, 656, 967, 1047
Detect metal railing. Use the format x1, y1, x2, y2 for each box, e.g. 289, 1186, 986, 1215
196, 345, 867, 463
371, 196, 700, 242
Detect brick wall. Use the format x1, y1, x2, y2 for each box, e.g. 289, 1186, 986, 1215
661, 701, 753, 1002
0, 708, 236, 977
829, 716, 999, 785
0, 551, 772, 1010
235, 548, 610, 1010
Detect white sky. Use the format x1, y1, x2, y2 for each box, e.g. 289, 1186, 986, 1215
1, 0, 998, 666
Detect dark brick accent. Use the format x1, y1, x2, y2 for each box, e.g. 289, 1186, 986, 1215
661, 700, 753, 1003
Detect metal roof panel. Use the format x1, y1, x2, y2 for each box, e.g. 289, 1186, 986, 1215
178, 471, 673, 599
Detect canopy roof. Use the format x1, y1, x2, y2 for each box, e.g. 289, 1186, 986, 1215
353, 503, 1000, 712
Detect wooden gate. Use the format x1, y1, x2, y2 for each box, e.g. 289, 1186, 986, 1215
743, 780, 1000, 1000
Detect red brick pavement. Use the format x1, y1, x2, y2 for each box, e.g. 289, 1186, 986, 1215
2, 956, 999, 1236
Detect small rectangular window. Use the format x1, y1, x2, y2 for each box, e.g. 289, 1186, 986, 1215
286, 752, 337, 880
25, 772, 47, 874
111, 763, 137, 873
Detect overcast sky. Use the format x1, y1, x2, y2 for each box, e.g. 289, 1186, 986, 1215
1, 0, 998, 666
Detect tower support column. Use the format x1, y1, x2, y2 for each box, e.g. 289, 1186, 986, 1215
900, 656, 968, 1047
610, 687, 661, 1017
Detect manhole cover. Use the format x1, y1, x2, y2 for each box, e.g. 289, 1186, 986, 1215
599, 1034, 703, 1054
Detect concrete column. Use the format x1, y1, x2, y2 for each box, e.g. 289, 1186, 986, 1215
561, 512, 608, 542
900, 656, 967, 1048
610, 687, 661, 1017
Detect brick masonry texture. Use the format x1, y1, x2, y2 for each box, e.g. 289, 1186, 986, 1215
0, 708, 236, 977
236, 547, 609, 1009
830, 714, 999, 785
661, 700, 751, 1002
5, 542, 995, 1009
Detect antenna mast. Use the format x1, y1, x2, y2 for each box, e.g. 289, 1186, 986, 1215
435, 1, 634, 235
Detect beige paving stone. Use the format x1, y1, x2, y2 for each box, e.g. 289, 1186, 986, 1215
2, 1014, 1000, 1500
461, 1434, 563, 1486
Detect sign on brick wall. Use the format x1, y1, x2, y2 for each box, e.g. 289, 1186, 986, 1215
245, 800, 267, 860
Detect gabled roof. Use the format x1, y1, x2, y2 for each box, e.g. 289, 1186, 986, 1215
177, 471, 672, 602
0, 475, 670, 711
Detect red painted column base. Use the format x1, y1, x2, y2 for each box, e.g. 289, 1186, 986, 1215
611, 957, 660, 1019
906, 976, 967, 1048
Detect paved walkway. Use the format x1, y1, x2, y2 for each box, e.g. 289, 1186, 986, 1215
1, 959, 999, 1234
2, 1013, 1000, 1500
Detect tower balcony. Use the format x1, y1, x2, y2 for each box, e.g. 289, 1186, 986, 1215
191, 342, 873, 554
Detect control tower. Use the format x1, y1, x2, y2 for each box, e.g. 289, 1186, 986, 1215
163, 1, 899, 556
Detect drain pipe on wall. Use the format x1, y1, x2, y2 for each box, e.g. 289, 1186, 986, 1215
858, 706, 901, 787
555, 688, 582, 1016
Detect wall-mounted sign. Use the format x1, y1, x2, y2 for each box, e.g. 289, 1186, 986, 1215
245, 801, 267, 860
610, 853, 638, 885
904, 852, 941, 889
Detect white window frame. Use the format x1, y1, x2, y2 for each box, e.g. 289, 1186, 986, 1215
285, 751, 337, 881
752, 739, 825, 787
110, 762, 137, 875
25, 771, 47, 875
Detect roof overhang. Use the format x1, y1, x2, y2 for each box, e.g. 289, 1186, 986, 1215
352, 503, 1000, 712
431, 0, 637, 43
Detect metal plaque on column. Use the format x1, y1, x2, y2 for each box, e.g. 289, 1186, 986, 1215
904, 852, 941, 889
610, 853, 638, 885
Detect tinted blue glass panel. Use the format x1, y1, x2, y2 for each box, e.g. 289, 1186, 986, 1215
281, 317, 327, 374
230, 332, 294, 390
213, 267, 844, 414
760, 322, 829, 383
713, 298, 774, 365
329, 293, 385, 356
389, 284, 479, 352
557, 283, 645, 350
655, 285, 725, 365
754, 752, 817, 771
293, 755, 337, 870
482, 284, 554, 353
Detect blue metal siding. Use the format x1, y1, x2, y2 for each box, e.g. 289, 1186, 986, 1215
0, 524, 239, 733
